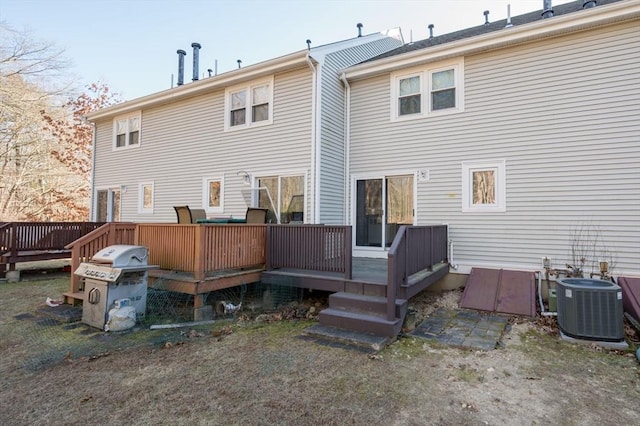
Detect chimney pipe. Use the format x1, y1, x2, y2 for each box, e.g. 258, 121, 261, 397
428, 24, 434, 39
357, 23, 363, 37
207, 68, 213, 77
306, 39, 311, 51
237, 59, 242, 69
583, 0, 596, 8
176, 49, 186, 86
483, 10, 490, 25
542, 0, 554, 18
191, 42, 201, 81
505, 4, 513, 28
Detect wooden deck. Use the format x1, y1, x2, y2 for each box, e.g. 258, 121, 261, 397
65, 223, 450, 337
1, 222, 105, 278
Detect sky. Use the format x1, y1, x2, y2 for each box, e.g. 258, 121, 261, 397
1, 0, 575, 101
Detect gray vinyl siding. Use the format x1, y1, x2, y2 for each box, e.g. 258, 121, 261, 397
92, 66, 313, 222
317, 38, 403, 225
349, 20, 640, 275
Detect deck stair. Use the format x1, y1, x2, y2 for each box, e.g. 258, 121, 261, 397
318, 291, 408, 338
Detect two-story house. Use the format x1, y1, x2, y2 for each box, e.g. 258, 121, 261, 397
341, 0, 639, 276
85, 29, 403, 225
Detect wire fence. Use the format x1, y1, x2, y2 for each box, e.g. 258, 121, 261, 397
1, 275, 322, 376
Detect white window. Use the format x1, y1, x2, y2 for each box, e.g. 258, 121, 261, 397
391, 59, 464, 121
113, 111, 141, 149
202, 177, 224, 214
138, 182, 154, 214
462, 160, 506, 213
256, 174, 306, 224
224, 77, 273, 131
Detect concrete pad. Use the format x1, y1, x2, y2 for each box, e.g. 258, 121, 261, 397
559, 331, 629, 350
6, 270, 20, 282
302, 324, 391, 353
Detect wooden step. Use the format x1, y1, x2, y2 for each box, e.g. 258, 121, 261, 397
328, 292, 407, 319
319, 308, 403, 338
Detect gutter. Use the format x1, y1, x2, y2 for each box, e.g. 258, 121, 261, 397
344, 1, 640, 81
86, 51, 311, 121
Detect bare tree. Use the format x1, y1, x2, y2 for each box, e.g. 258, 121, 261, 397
0, 23, 120, 221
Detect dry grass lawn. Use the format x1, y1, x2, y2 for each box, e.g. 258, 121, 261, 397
1, 274, 639, 425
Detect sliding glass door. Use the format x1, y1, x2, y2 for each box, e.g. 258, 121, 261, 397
355, 175, 414, 249
95, 188, 121, 222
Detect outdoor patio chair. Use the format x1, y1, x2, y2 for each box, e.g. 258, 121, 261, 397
190, 209, 207, 223
174, 206, 193, 224
245, 207, 268, 224
174, 206, 208, 224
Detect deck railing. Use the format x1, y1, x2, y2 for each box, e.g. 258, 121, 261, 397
66, 223, 136, 295
387, 225, 448, 320
0, 222, 105, 255
266, 225, 352, 279
136, 224, 267, 280
1, 222, 107, 278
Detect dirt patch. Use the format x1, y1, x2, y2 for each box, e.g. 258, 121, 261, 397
1, 284, 639, 425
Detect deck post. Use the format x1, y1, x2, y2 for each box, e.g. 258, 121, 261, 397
265, 225, 272, 271
194, 225, 206, 280
344, 227, 352, 280
386, 252, 396, 321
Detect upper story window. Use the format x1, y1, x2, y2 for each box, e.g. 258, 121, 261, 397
225, 77, 273, 131
113, 111, 141, 149
391, 59, 464, 121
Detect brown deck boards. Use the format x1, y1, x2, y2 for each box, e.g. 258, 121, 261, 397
460, 268, 536, 317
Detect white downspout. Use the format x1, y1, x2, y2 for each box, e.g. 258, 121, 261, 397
340, 72, 351, 225
306, 53, 319, 224
89, 121, 97, 221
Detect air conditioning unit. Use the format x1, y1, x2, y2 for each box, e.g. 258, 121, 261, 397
556, 278, 624, 342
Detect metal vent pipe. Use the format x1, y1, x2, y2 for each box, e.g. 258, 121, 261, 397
428, 24, 434, 38
176, 49, 186, 86
542, 0, 554, 18
191, 42, 201, 81
583, 1, 597, 8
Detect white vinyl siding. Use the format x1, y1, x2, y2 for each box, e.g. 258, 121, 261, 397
92, 67, 313, 222
317, 37, 404, 225
348, 20, 640, 275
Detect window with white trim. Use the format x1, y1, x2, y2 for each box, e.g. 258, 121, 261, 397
113, 111, 141, 149
391, 59, 463, 121
462, 160, 506, 213
138, 182, 154, 213
256, 174, 305, 224
202, 177, 223, 214
224, 77, 273, 131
